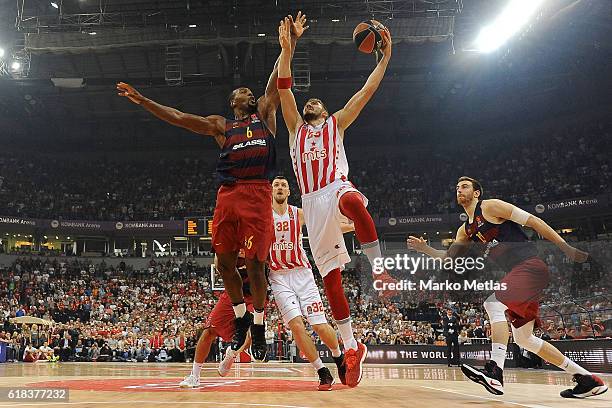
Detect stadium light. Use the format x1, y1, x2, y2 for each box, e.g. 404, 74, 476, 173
474, 0, 545, 53
51, 2, 59, 8
0, 48, 4, 58
11, 61, 21, 71
188, 24, 197, 28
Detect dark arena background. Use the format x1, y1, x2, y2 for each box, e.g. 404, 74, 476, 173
0, 0, 611, 407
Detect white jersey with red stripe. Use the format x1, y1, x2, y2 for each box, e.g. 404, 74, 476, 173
290, 115, 349, 196
269, 205, 311, 272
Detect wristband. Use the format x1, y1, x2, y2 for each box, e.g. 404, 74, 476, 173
277, 76, 292, 89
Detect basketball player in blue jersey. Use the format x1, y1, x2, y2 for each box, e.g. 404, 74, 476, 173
408, 177, 607, 399
117, 12, 308, 362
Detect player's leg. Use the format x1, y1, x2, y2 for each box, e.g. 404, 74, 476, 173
337, 191, 382, 273
219, 292, 259, 376
512, 320, 608, 398
312, 323, 346, 386
216, 251, 254, 354
287, 317, 334, 391
244, 257, 267, 361
303, 189, 366, 387
461, 294, 508, 395
321, 268, 367, 387
321, 268, 355, 349
212, 186, 245, 307
212, 196, 253, 354
212, 185, 248, 320
239, 183, 274, 362
216, 252, 242, 302
218, 332, 251, 377
295, 269, 345, 386
180, 327, 218, 388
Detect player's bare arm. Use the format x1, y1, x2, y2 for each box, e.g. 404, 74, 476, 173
481, 199, 588, 262
278, 18, 305, 146
117, 82, 226, 147
334, 29, 392, 134
407, 225, 471, 260
258, 11, 308, 136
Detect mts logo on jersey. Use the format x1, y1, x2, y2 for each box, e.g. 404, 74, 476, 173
272, 241, 294, 251
301, 147, 327, 162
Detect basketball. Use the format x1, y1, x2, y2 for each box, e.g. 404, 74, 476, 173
353, 19, 387, 54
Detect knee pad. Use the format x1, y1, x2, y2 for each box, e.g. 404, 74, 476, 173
484, 294, 508, 324
512, 321, 544, 353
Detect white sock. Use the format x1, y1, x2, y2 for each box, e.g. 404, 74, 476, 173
253, 309, 264, 325
362, 240, 382, 271
191, 362, 203, 378
337, 319, 358, 350
490, 343, 507, 369
232, 303, 246, 318
330, 347, 342, 358
560, 357, 590, 376
311, 357, 325, 371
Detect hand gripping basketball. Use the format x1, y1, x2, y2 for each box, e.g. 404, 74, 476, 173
353, 20, 391, 55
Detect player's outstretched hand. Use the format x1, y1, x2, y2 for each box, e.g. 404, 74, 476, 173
117, 82, 145, 105
288, 11, 308, 39
561, 244, 589, 263
407, 236, 427, 253
278, 18, 292, 50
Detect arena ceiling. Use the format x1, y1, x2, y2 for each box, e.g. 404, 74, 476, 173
0, 0, 610, 150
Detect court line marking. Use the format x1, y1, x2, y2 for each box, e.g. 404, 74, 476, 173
0, 401, 311, 408
419, 386, 553, 408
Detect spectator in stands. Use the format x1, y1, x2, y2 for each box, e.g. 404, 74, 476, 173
88, 343, 100, 361
23, 342, 39, 362
135, 344, 150, 362
458, 330, 469, 345
557, 328, 574, 340
98, 343, 112, 362
15, 306, 25, 317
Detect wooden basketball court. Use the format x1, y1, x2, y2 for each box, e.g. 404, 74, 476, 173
0, 362, 609, 408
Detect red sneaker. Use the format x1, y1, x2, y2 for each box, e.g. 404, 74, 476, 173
344, 342, 367, 387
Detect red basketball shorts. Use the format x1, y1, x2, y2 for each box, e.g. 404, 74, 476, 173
212, 180, 274, 262
495, 257, 551, 328
204, 292, 255, 342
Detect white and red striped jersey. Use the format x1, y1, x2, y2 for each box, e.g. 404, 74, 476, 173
290, 115, 349, 195
269, 205, 311, 272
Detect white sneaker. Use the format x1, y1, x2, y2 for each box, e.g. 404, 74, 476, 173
179, 374, 200, 388
217, 347, 236, 377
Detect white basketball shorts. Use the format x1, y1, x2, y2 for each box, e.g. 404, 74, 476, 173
269, 268, 328, 326
301, 178, 368, 278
